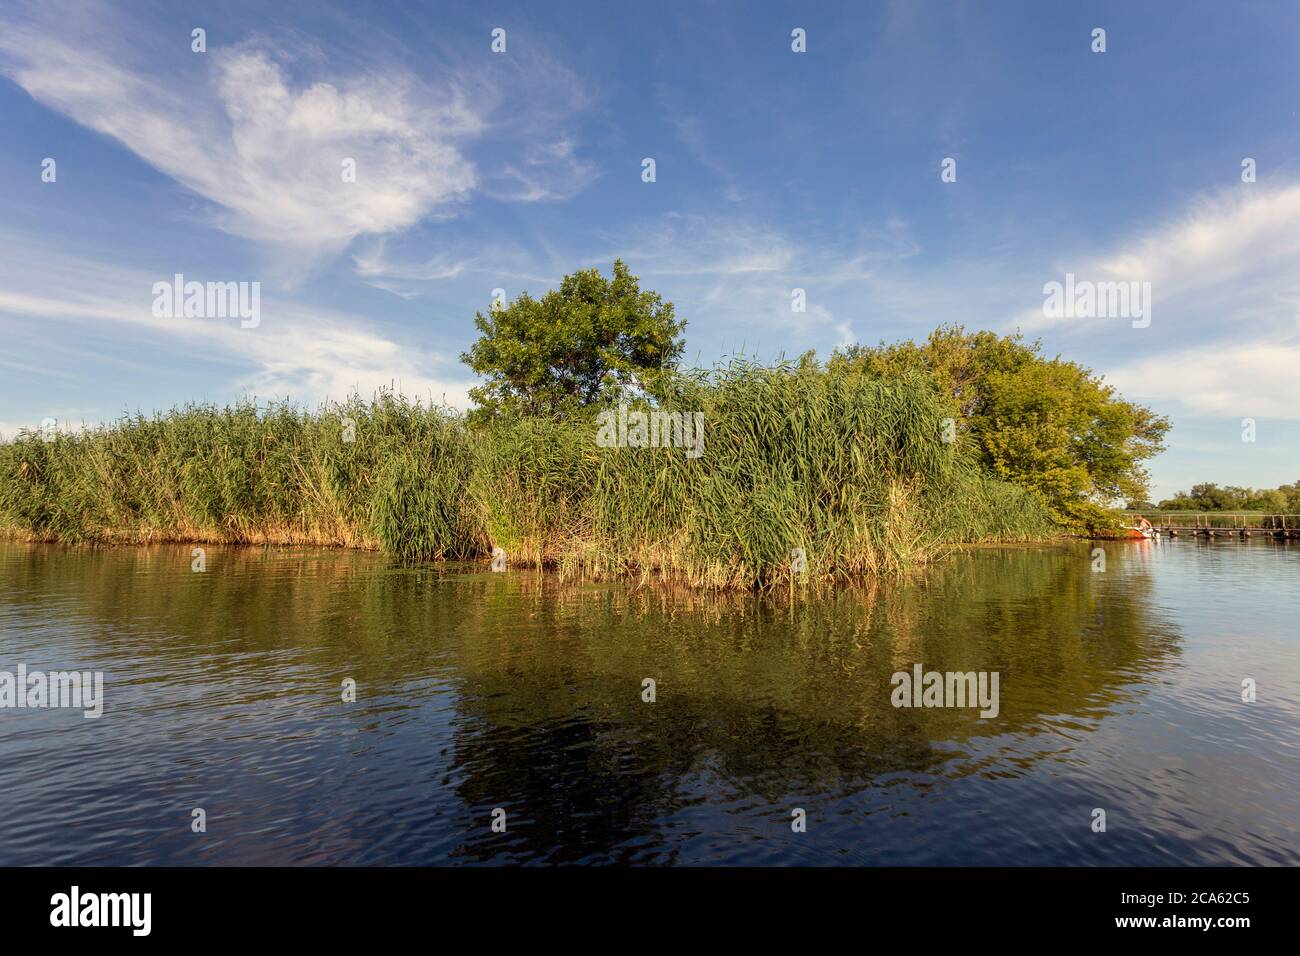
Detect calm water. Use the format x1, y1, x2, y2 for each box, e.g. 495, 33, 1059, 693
0, 537, 1296, 866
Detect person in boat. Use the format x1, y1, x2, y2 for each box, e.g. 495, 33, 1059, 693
1135, 515, 1153, 534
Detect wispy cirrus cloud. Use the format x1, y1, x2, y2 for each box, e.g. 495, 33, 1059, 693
1017, 183, 1300, 335
582, 213, 936, 351
610, 214, 798, 277
0, 243, 475, 414
352, 240, 472, 282
0, 33, 479, 252
1007, 182, 1300, 418
349, 232, 564, 301
0, 0, 598, 262
1106, 337, 1300, 419
483, 138, 598, 202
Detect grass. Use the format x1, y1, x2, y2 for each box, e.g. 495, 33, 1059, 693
0, 362, 1056, 588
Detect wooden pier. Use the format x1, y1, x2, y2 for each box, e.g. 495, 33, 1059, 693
1125, 512, 1300, 539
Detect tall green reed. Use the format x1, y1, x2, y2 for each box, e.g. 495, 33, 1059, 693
0, 365, 1054, 587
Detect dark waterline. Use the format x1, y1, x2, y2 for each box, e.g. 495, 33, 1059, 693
0, 537, 1296, 866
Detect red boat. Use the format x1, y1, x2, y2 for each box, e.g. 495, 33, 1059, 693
1091, 526, 1157, 540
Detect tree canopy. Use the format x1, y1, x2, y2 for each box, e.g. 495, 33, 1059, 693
461, 271, 1173, 533
1150, 480, 1300, 512
460, 259, 685, 420
830, 325, 1170, 529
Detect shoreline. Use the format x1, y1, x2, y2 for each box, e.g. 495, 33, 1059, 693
0, 528, 1065, 587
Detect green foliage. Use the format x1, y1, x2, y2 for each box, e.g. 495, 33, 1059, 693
1154, 480, 1300, 513
0, 362, 1053, 589
468, 413, 594, 562
0, 392, 485, 553
460, 259, 686, 421
831, 325, 1170, 531
456, 358, 1052, 588
370, 419, 480, 561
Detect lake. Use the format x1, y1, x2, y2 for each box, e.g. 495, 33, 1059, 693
1, 537, 1296, 865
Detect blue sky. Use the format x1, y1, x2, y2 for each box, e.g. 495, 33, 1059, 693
1, 0, 1298, 500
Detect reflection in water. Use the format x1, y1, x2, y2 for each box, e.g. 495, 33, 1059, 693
0, 538, 1295, 865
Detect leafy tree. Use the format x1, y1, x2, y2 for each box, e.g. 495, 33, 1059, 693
461, 260, 685, 420
831, 325, 1170, 529
1157, 480, 1300, 512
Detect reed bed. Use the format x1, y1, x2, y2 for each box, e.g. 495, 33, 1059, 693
0, 363, 1055, 588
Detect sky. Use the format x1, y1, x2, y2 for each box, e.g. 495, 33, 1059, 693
1, 0, 1298, 501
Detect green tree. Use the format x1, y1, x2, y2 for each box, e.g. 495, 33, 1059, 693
1158, 480, 1300, 512
461, 260, 685, 420
831, 325, 1170, 529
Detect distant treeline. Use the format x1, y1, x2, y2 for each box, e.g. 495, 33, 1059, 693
1129, 481, 1300, 513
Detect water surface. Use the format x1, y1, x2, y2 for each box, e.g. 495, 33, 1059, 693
1, 537, 1296, 865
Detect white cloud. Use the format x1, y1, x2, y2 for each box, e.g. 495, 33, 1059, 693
0, 246, 475, 412
485, 138, 597, 202
349, 234, 565, 300
352, 240, 471, 281
1008, 182, 1300, 419
575, 215, 945, 353
0, 27, 480, 250
607, 214, 797, 277
1095, 185, 1300, 300
0, 2, 597, 261
1021, 183, 1300, 335
1106, 338, 1300, 419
